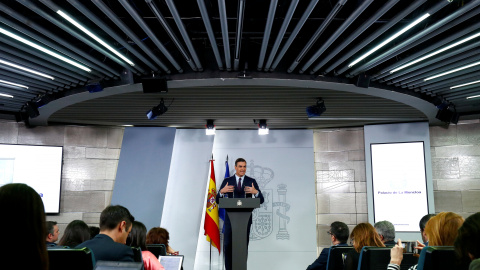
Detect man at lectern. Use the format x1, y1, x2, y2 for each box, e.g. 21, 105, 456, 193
216, 158, 264, 270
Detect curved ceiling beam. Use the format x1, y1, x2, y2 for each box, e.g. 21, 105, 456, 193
30, 77, 441, 126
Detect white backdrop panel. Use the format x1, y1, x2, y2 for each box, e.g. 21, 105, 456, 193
162, 129, 215, 270
194, 130, 317, 270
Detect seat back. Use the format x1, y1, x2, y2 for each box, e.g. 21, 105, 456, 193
146, 244, 167, 258
130, 247, 143, 263
94, 261, 143, 270
417, 246, 458, 270
326, 246, 354, 270
48, 247, 95, 270
357, 246, 392, 270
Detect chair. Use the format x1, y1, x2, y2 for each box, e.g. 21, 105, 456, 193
357, 246, 418, 270
146, 244, 167, 258
94, 261, 143, 270
48, 247, 95, 270
130, 247, 143, 262
417, 246, 460, 270
326, 246, 354, 270
357, 246, 391, 270
130, 247, 144, 270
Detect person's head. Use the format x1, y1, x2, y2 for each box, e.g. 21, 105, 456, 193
455, 212, 480, 267
350, 223, 385, 252
419, 213, 435, 243
127, 221, 147, 251
58, 220, 90, 248
89, 226, 100, 239
99, 205, 135, 244
46, 221, 59, 243
425, 211, 464, 246
374, 220, 395, 243
329, 221, 349, 245
146, 227, 170, 247
235, 158, 247, 177
0, 183, 48, 270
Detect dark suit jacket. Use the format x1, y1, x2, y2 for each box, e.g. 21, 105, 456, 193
75, 234, 134, 263
215, 175, 264, 204
307, 243, 348, 270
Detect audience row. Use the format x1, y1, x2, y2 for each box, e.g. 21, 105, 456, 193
2, 183, 479, 270
307, 212, 480, 270
1, 183, 177, 270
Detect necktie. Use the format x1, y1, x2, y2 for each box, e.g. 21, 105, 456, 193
238, 178, 242, 191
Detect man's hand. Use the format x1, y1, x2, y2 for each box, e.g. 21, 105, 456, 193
220, 184, 234, 194
244, 183, 258, 195
415, 240, 425, 251
390, 239, 404, 265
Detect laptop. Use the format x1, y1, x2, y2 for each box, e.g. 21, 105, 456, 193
158, 255, 184, 270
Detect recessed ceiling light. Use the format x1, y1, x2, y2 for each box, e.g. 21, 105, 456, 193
349, 13, 430, 68
57, 10, 135, 67
0, 59, 55, 80
0, 27, 91, 72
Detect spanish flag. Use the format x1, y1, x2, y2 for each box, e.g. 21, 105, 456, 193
204, 159, 221, 253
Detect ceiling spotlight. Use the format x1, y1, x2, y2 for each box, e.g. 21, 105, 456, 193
258, 119, 269, 135
24, 101, 40, 118
146, 98, 168, 120
306, 98, 327, 118
206, 119, 215, 135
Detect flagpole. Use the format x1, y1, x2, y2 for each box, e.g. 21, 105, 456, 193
210, 154, 213, 270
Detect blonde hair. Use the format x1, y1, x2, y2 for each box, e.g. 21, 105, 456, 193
425, 212, 464, 246
350, 223, 385, 252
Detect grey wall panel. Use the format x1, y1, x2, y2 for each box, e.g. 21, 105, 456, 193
161, 129, 215, 270
112, 127, 176, 230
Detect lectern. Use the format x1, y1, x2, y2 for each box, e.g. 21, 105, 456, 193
219, 198, 261, 270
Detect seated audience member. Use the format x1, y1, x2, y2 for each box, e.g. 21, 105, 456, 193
388, 211, 464, 270
90, 226, 100, 239
307, 221, 349, 270
375, 220, 396, 246
58, 220, 91, 248
419, 214, 436, 245
76, 205, 135, 262
454, 212, 480, 270
0, 183, 48, 270
146, 227, 179, 255
127, 221, 165, 270
46, 220, 60, 247
344, 223, 385, 270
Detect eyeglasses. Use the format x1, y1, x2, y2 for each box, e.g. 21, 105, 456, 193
326, 231, 332, 236
349, 238, 355, 245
